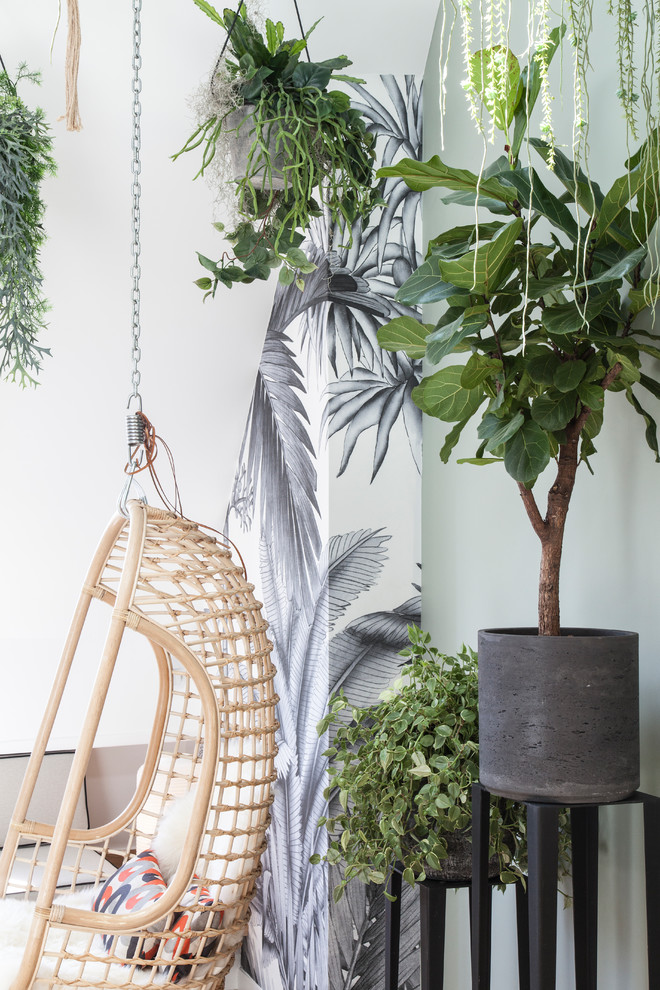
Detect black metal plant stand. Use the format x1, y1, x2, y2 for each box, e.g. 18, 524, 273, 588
471, 783, 660, 990
385, 864, 530, 990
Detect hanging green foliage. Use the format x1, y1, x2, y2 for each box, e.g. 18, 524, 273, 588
174, 3, 378, 294
0, 65, 56, 386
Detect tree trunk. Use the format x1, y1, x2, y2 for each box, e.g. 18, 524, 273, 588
518, 366, 622, 635
519, 425, 581, 636
538, 528, 564, 636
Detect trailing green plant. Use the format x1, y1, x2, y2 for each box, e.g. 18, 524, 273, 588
376, 27, 660, 637
314, 626, 532, 900
0, 65, 56, 386
174, 3, 378, 293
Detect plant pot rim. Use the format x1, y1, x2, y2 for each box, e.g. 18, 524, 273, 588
479, 626, 637, 639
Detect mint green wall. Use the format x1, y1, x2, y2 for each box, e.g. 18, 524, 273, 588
422, 9, 660, 987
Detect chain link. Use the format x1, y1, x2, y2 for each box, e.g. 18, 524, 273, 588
129, 0, 143, 408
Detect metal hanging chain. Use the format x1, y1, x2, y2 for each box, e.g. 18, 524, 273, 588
128, 0, 143, 416
120, 0, 147, 514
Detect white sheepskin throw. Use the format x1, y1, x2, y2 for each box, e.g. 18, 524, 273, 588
0, 794, 200, 990
152, 788, 197, 884
0, 790, 255, 989
0, 889, 157, 990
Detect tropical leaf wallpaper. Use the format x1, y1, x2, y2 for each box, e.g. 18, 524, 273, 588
225, 75, 423, 990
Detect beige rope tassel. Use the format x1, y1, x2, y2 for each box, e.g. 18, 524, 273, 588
63, 0, 82, 131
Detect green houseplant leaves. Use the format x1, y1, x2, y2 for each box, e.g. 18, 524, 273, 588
376, 29, 660, 635
0, 66, 56, 385
315, 626, 533, 897
175, 3, 378, 294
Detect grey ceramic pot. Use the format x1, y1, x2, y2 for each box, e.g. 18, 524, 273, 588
478, 628, 640, 804
226, 108, 286, 190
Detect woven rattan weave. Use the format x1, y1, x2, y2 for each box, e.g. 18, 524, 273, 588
0, 500, 278, 990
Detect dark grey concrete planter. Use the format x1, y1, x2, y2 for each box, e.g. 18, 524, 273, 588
478, 628, 640, 804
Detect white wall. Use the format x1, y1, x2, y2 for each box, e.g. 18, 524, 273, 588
422, 8, 660, 989
0, 0, 439, 755
0, 0, 278, 752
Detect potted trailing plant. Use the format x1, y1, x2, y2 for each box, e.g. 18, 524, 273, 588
375, 28, 660, 803
0, 64, 56, 386
174, 3, 378, 294
314, 626, 533, 897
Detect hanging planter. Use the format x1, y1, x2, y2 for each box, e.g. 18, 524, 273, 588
0, 64, 56, 385
173, 2, 378, 293
224, 107, 286, 190
373, 16, 660, 803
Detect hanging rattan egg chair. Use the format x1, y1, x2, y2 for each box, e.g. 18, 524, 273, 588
0, 499, 278, 990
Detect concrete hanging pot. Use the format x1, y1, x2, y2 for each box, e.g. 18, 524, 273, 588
478, 628, 640, 804
226, 107, 287, 191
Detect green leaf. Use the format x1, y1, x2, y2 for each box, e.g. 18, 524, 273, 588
437, 219, 523, 294
197, 252, 219, 273
497, 168, 578, 240
593, 169, 651, 243
292, 62, 333, 89
553, 360, 586, 393
582, 408, 604, 442
377, 316, 432, 359
527, 351, 561, 385
510, 24, 565, 160
607, 348, 640, 385
577, 381, 605, 410
265, 18, 282, 53
469, 46, 522, 130
412, 366, 486, 422
279, 266, 295, 285
426, 306, 489, 364
192, 0, 225, 25
541, 290, 619, 336
639, 372, 660, 401
377, 156, 515, 203
286, 246, 311, 268
530, 139, 603, 214
531, 390, 577, 431
194, 276, 213, 290
402, 867, 416, 886
395, 256, 466, 306
627, 390, 660, 461
628, 278, 660, 316
503, 418, 551, 483
456, 457, 504, 465
461, 354, 503, 388
428, 221, 505, 251
478, 410, 525, 451
439, 418, 470, 462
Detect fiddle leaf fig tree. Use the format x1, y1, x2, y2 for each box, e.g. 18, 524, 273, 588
377, 29, 660, 636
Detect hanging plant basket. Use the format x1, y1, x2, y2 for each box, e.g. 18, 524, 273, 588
174, 3, 378, 293
225, 107, 286, 190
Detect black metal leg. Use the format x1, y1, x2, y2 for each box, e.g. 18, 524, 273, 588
471, 783, 492, 990
571, 806, 599, 990
420, 881, 447, 990
515, 879, 530, 990
385, 869, 402, 990
642, 793, 660, 989
527, 803, 560, 990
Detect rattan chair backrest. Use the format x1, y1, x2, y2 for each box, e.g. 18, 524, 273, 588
0, 501, 278, 990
